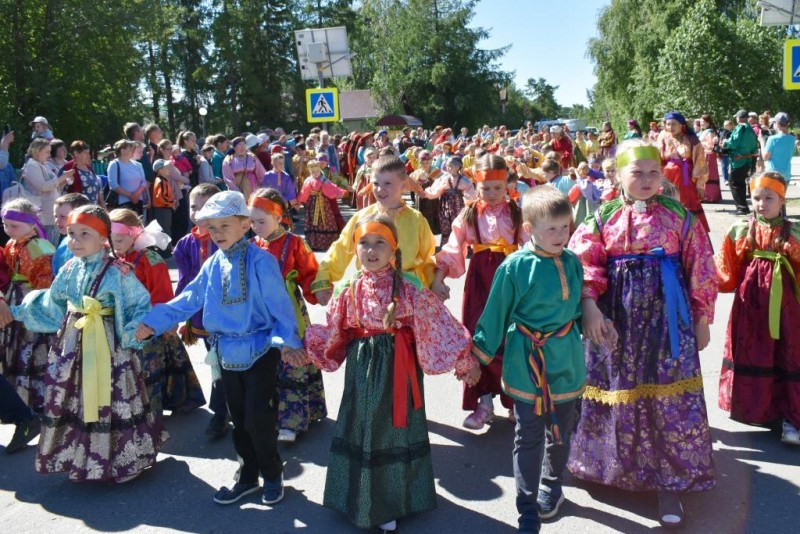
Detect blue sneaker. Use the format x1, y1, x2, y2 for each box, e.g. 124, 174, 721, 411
537, 484, 565, 519
262, 474, 284, 505
213, 482, 260, 505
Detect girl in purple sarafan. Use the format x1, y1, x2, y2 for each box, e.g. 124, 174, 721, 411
567, 139, 718, 529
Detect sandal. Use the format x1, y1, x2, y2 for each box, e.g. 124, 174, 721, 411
657, 491, 684, 529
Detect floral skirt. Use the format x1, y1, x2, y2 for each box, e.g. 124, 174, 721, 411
0, 281, 52, 412
324, 334, 435, 528
439, 189, 464, 244
305, 195, 344, 251
141, 332, 206, 416
37, 312, 166, 482
567, 255, 715, 493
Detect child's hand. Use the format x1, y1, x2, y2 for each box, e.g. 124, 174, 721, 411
581, 298, 613, 347
135, 324, 155, 341
460, 364, 482, 387
694, 320, 710, 351
315, 288, 333, 306
431, 279, 450, 301
0, 300, 14, 328
281, 347, 308, 366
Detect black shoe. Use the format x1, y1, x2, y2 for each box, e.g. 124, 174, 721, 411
205, 413, 229, 439
657, 491, 684, 529
262, 474, 284, 505
213, 482, 260, 505
537, 484, 565, 520
735, 208, 751, 215
6, 416, 41, 454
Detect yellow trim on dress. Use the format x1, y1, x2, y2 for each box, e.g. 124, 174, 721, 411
583, 376, 703, 406
471, 345, 494, 365
502, 383, 586, 403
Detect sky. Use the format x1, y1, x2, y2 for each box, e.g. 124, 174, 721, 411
471, 0, 609, 107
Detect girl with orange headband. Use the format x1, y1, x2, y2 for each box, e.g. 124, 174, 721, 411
248, 188, 326, 443
716, 171, 800, 446
2, 204, 164, 482
433, 153, 527, 430
300, 213, 476, 533
109, 208, 204, 418
0, 197, 55, 413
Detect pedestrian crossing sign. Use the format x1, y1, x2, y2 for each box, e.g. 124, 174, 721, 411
783, 39, 800, 90
306, 87, 339, 123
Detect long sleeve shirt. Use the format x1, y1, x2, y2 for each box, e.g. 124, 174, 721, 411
12, 251, 150, 351
142, 237, 301, 370
262, 170, 297, 203
21, 158, 61, 225
297, 176, 344, 203
123, 249, 174, 306
723, 123, 759, 170
173, 228, 217, 333
4, 234, 54, 290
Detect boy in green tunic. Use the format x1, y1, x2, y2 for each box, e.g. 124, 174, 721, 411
468, 186, 587, 534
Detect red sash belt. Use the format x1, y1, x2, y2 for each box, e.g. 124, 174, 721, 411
351, 327, 422, 428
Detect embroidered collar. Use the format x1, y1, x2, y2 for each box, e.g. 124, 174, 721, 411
527, 241, 563, 258
265, 227, 286, 243
222, 237, 249, 258
755, 214, 785, 227
80, 251, 107, 267
622, 192, 658, 213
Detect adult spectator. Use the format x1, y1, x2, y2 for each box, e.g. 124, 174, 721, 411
623, 120, 643, 140
0, 130, 17, 243
108, 139, 147, 215
29, 116, 54, 140
762, 112, 795, 182
46, 139, 68, 176
549, 125, 574, 167
252, 134, 271, 172
222, 136, 266, 198
723, 110, 759, 215
698, 114, 722, 203
747, 112, 761, 138
60, 141, 105, 207
145, 124, 163, 172
718, 120, 734, 185
176, 130, 201, 189
598, 121, 617, 159
124, 122, 153, 182
156, 139, 190, 241
21, 138, 73, 243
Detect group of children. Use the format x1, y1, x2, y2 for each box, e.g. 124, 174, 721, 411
0, 137, 798, 534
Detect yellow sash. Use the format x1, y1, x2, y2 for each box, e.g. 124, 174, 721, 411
311, 190, 327, 226
68, 296, 114, 423
473, 238, 517, 256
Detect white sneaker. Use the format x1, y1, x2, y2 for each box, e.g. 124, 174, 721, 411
781, 420, 800, 445
278, 429, 297, 443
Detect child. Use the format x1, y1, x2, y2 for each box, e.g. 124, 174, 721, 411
199, 144, 221, 185
470, 186, 584, 533
262, 152, 298, 210
312, 155, 436, 306
0, 199, 55, 411
410, 150, 442, 235
172, 183, 228, 438
419, 156, 477, 243
151, 159, 177, 244
544, 159, 574, 198
52, 193, 91, 274
109, 208, 205, 416
567, 162, 602, 225
249, 188, 326, 442
5, 205, 163, 482
567, 140, 717, 528
433, 154, 527, 430
599, 158, 619, 201
716, 171, 800, 445
136, 190, 302, 506
297, 159, 346, 251
301, 214, 476, 532
354, 147, 378, 209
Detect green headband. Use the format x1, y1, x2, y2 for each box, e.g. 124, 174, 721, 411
615, 146, 661, 169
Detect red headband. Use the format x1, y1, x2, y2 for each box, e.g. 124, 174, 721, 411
474, 169, 508, 182
67, 212, 108, 237
248, 197, 283, 218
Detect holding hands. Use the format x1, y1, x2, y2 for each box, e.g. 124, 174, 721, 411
135, 323, 155, 341
282, 346, 308, 367
581, 298, 618, 349
0, 300, 14, 328
459, 361, 482, 387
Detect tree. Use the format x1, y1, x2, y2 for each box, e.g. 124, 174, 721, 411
524, 78, 561, 119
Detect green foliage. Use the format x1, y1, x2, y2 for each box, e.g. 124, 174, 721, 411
524, 78, 561, 119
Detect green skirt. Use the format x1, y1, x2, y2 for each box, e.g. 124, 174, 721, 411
324, 333, 436, 528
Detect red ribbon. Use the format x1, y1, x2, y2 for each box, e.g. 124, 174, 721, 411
351, 326, 422, 428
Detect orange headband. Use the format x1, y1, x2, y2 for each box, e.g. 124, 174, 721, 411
353, 221, 398, 251
749, 175, 786, 198
67, 212, 108, 237
474, 169, 508, 182
248, 196, 283, 218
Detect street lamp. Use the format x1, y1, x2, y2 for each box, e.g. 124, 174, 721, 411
198, 107, 208, 139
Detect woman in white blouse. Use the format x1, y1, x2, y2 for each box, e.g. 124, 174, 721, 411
21, 138, 72, 243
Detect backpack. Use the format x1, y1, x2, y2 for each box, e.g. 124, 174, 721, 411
152, 174, 174, 208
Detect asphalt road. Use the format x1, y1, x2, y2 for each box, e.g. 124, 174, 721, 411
1, 186, 799, 533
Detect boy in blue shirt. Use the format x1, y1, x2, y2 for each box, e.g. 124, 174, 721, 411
136, 191, 303, 506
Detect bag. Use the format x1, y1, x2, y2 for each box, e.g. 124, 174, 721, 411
2, 175, 42, 208
104, 160, 120, 208
152, 175, 174, 209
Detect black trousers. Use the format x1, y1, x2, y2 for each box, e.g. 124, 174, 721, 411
729, 165, 751, 212
220, 349, 282, 484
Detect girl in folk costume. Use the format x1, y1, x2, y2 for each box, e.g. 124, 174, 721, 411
716, 172, 800, 445
567, 140, 717, 528
300, 214, 476, 533
432, 154, 526, 429
222, 136, 267, 201
249, 188, 326, 443
419, 156, 477, 243
698, 114, 722, 203
2, 205, 164, 482
0, 199, 55, 412
658, 111, 711, 232
410, 150, 442, 235
297, 159, 347, 251
108, 209, 205, 417
354, 147, 378, 209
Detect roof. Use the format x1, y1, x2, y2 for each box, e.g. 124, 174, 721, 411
339, 90, 378, 121
376, 114, 422, 127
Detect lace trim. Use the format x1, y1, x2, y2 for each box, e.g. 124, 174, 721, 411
583, 376, 703, 405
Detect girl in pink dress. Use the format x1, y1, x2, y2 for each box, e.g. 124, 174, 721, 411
297, 159, 346, 251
